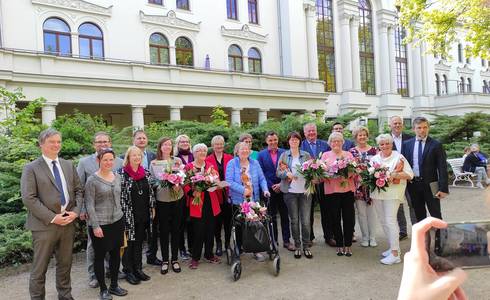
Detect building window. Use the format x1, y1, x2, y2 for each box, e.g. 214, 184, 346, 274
228, 44, 243, 71
176, 0, 189, 10
175, 37, 193, 66
458, 77, 465, 93
467, 78, 472, 92
248, 0, 258, 24
227, 0, 238, 20
149, 33, 169, 64
441, 75, 448, 95
316, 0, 336, 92
395, 25, 409, 97
435, 74, 440, 96
248, 48, 262, 73
483, 80, 489, 94
149, 0, 163, 4
43, 17, 71, 55
78, 23, 103, 59
458, 44, 463, 63
358, 0, 375, 95
483, 59, 487, 68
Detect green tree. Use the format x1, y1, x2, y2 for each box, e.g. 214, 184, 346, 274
210, 105, 229, 127
398, 0, 490, 59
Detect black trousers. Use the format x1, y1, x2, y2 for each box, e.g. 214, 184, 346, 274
326, 192, 355, 247
146, 214, 159, 260
179, 198, 193, 253
157, 199, 183, 262
232, 205, 243, 251
407, 181, 443, 222
214, 196, 232, 249
192, 193, 215, 261
266, 190, 291, 244
122, 222, 147, 274
316, 184, 333, 241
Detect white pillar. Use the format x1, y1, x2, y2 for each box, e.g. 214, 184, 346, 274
169, 46, 176, 65
243, 56, 249, 73
305, 3, 318, 79
350, 16, 362, 91
71, 32, 79, 56
131, 105, 146, 130
170, 106, 182, 121
42, 102, 57, 125
258, 108, 268, 124
420, 44, 428, 95
231, 108, 242, 126
411, 46, 423, 97
340, 14, 353, 91
378, 22, 391, 94
388, 26, 398, 94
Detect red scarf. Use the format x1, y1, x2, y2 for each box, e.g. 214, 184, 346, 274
124, 164, 146, 181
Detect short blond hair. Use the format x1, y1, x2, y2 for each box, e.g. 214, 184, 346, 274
123, 146, 143, 167
352, 126, 369, 140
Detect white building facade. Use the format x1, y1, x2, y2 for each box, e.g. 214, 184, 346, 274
0, 0, 489, 129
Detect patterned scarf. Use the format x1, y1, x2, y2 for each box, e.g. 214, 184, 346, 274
123, 164, 146, 181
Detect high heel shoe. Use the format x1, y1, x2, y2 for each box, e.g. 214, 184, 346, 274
344, 247, 352, 257
336, 247, 344, 256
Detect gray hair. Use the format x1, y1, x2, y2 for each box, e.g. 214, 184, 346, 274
93, 131, 111, 142
389, 115, 403, 123
211, 135, 225, 146
303, 122, 317, 131
192, 143, 208, 154
470, 143, 480, 151
239, 133, 253, 142
375, 134, 394, 145
38, 128, 61, 145
327, 132, 344, 145
235, 141, 250, 156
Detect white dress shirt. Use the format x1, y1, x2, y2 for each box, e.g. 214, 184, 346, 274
42, 154, 70, 214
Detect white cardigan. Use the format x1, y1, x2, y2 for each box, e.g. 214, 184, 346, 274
370, 151, 414, 202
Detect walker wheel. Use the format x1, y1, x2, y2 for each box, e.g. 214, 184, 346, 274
231, 261, 242, 281
272, 256, 280, 276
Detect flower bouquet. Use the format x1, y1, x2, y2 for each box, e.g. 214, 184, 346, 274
296, 158, 327, 196
239, 200, 268, 222
360, 161, 391, 193
155, 163, 186, 199
186, 167, 219, 205
324, 157, 357, 187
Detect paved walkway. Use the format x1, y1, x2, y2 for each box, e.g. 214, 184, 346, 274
1, 187, 490, 299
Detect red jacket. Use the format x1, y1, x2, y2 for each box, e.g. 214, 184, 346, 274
205, 153, 233, 204
184, 162, 221, 218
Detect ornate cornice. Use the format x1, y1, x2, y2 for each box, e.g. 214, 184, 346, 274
457, 64, 474, 76
435, 60, 451, 73
31, 0, 112, 16
139, 10, 201, 32
481, 69, 490, 78
221, 25, 268, 43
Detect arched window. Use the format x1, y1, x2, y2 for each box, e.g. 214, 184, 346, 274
435, 74, 440, 96
43, 17, 71, 55
395, 25, 409, 97
176, 0, 190, 10
149, 33, 169, 64
175, 37, 193, 66
317, 0, 336, 92
441, 75, 448, 95
78, 23, 103, 58
248, 0, 258, 24
459, 77, 465, 93
248, 48, 262, 74
228, 45, 243, 71
458, 44, 463, 63
358, 0, 375, 95
467, 78, 472, 92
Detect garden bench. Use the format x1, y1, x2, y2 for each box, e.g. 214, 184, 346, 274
447, 158, 476, 187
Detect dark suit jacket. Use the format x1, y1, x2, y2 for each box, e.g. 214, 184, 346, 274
402, 136, 449, 193
301, 139, 329, 158
21, 157, 83, 231
257, 148, 285, 189
392, 133, 413, 152
463, 152, 488, 172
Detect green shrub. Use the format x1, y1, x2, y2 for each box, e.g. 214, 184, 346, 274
0, 213, 32, 267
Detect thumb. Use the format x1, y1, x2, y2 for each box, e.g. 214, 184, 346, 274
431, 268, 467, 299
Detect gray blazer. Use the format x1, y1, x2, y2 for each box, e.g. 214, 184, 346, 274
84, 173, 123, 229
21, 157, 83, 231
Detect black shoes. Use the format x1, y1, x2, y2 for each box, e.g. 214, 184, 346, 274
125, 272, 141, 285
109, 286, 128, 297
171, 261, 182, 273
399, 233, 408, 241
216, 247, 223, 256
99, 289, 113, 300
147, 257, 163, 266
135, 269, 151, 281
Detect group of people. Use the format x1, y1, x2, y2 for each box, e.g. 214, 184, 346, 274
463, 143, 490, 188
21, 115, 451, 300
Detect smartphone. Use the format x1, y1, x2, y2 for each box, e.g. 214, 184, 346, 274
427, 221, 490, 272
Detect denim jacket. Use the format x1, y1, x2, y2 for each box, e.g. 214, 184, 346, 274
276, 150, 311, 193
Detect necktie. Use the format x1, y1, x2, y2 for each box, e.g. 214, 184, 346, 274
52, 161, 66, 206
417, 140, 423, 176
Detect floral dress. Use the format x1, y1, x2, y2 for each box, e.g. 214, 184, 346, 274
350, 147, 377, 205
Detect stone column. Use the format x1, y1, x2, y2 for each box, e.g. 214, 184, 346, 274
340, 14, 353, 91
388, 26, 398, 94
258, 108, 268, 124
350, 15, 362, 91
411, 45, 423, 97
231, 108, 242, 126
305, 3, 319, 79
243, 56, 249, 73
170, 106, 182, 121
131, 105, 146, 130
169, 46, 177, 65
42, 102, 57, 125
378, 22, 392, 94
71, 32, 79, 56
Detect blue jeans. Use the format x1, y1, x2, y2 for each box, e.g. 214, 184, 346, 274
283, 192, 311, 249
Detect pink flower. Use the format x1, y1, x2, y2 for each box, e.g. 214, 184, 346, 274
373, 162, 382, 169
241, 201, 252, 214
337, 160, 347, 169
167, 174, 178, 184
310, 163, 319, 169
378, 172, 387, 180
376, 178, 386, 187
191, 174, 205, 183
329, 165, 339, 174
374, 171, 381, 178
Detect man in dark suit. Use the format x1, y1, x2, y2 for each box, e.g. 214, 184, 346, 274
132, 130, 160, 266
300, 123, 335, 246
21, 128, 82, 300
326, 122, 355, 151
257, 131, 293, 250
389, 116, 416, 240
401, 117, 449, 222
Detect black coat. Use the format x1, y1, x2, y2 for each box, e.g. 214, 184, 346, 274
392, 133, 413, 152
463, 152, 488, 173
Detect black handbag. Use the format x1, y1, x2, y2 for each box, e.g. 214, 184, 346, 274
242, 220, 270, 253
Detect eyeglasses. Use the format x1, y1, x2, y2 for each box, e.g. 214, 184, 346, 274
94, 140, 110, 144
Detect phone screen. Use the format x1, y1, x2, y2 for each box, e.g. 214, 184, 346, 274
427, 221, 490, 272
